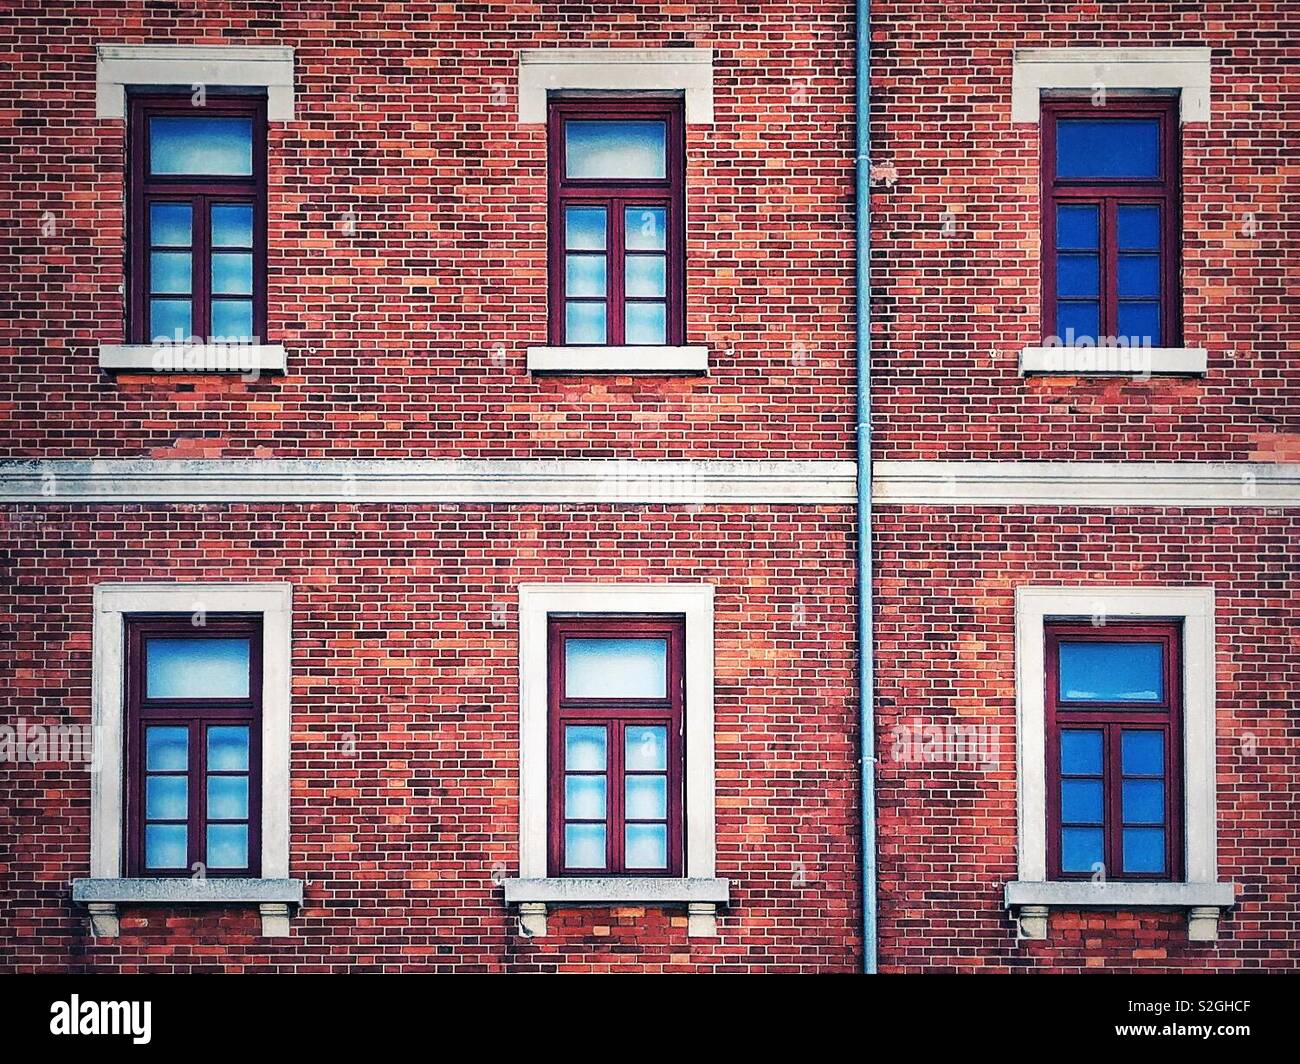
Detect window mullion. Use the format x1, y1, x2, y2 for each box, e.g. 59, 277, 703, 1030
610, 196, 626, 346
610, 718, 625, 873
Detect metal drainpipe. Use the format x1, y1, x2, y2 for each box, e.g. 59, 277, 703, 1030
855, 0, 878, 975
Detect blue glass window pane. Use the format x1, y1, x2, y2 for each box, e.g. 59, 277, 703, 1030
565, 120, 666, 179
625, 725, 667, 771
626, 255, 666, 297
146, 775, 188, 819
206, 824, 248, 868
150, 252, 192, 294
150, 299, 191, 343
565, 638, 667, 698
211, 253, 253, 296
1056, 301, 1099, 344
1059, 641, 1164, 701
564, 301, 606, 344
145, 824, 187, 869
625, 824, 668, 869
207, 726, 250, 771
1061, 827, 1104, 873
1061, 779, 1103, 824
211, 300, 254, 340
626, 775, 668, 819
1122, 731, 1164, 775
149, 116, 253, 176
564, 823, 606, 868
625, 207, 668, 250
564, 775, 606, 819
564, 725, 607, 771
1118, 205, 1161, 249
1118, 302, 1161, 346
207, 776, 249, 820
1123, 827, 1165, 873
1056, 254, 1099, 298
147, 637, 250, 698
211, 204, 253, 248
1056, 204, 1099, 249
150, 203, 192, 246
1123, 780, 1165, 825
565, 206, 606, 250
1118, 255, 1160, 298
565, 254, 606, 297
145, 726, 189, 771
625, 302, 667, 345
1056, 119, 1160, 179
1060, 730, 1103, 775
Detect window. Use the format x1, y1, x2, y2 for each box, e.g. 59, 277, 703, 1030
1045, 621, 1182, 881
547, 616, 685, 876
124, 615, 262, 877
547, 99, 685, 347
1041, 98, 1179, 347
128, 95, 266, 345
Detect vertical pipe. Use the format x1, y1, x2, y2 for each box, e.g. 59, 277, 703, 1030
855, 0, 878, 975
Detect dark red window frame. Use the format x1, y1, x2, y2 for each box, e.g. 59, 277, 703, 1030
1045, 621, 1183, 882
124, 614, 263, 877
127, 93, 268, 344
547, 97, 686, 346
1041, 97, 1181, 346
547, 616, 685, 877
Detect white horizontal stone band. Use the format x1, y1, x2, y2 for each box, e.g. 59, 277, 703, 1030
96, 44, 296, 121
0, 459, 856, 505
527, 345, 708, 374
99, 344, 288, 373
1011, 47, 1212, 123
518, 47, 714, 124
6, 461, 1300, 507
873, 462, 1300, 507
1019, 346, 1207, 376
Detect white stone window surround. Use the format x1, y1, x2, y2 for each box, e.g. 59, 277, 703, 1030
95, 44, 295, 373
1008, 586, 1234, 942
72, 582, 299, 938
1013, 47, 1212, 378
504, 583, 728, 938
518, 47, 714, 376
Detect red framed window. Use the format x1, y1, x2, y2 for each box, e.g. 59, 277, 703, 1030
1045, 621, 1183, 881
547, 98, 685, 347
124, 615, 262, 877
1041, 97, 1180, 347
547, 616, 685, 876
128, 94, 267, 344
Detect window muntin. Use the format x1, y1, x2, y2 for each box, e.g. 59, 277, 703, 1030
548, 617, 684, 876
125, 615, 262, 877
1045, 622, 1182, 881
1041, 98, 1178, 348
548, 99, 685, 347
129, 95, 266, 345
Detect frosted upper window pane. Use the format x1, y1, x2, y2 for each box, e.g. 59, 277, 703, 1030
145, 637, 250, 698
564, 638, 667, 698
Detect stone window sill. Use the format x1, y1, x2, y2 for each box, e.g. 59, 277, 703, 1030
98, 344, 287, 374
1019, 346, 1207, 377
1004, 880, 1235, 941
72, 877, 304, 938
502, 876, 729, 937
526, 345, 708, 375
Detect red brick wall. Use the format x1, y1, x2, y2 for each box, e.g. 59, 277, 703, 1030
0, 504, 858, 973
873, 506, 1298, 972
1, 3, 855, 461
869, 2, 1300, 462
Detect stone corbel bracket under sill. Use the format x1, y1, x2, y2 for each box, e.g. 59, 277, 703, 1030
1004, 880, 1236, 942
502, 877, 730, 938
72, 877, 304, 938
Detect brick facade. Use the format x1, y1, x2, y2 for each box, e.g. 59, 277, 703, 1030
1, 1, 1296, 975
